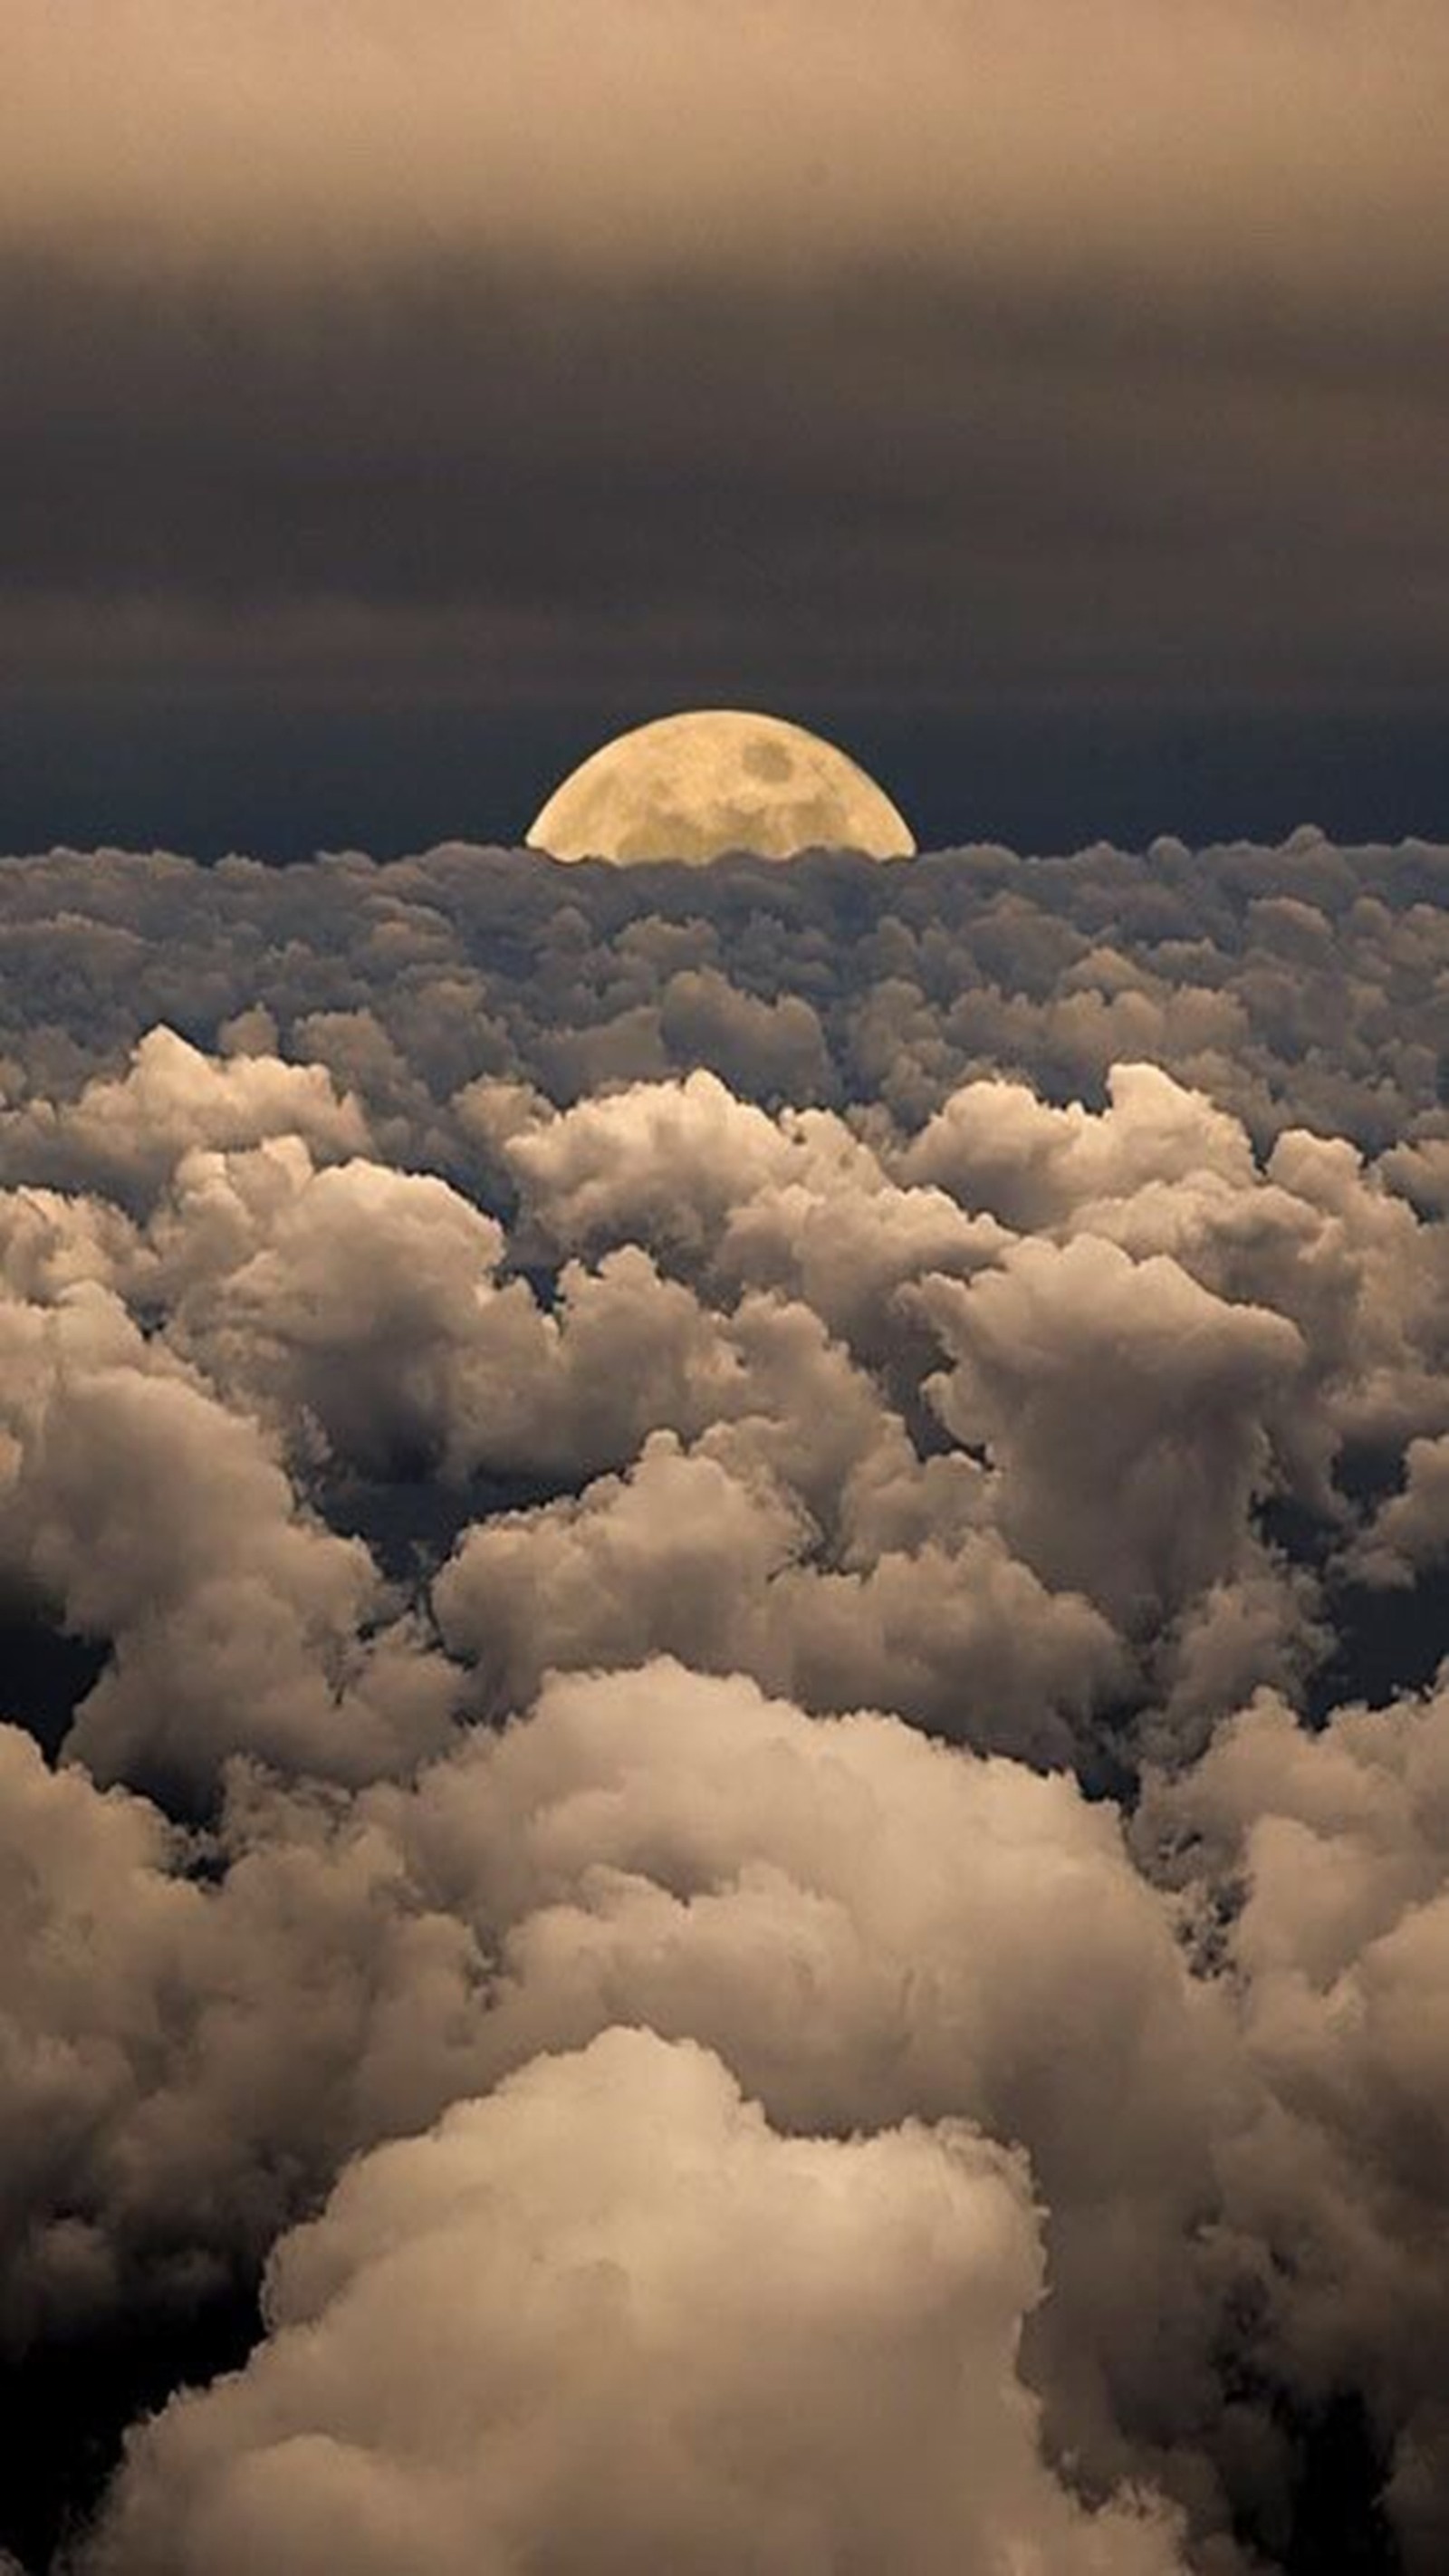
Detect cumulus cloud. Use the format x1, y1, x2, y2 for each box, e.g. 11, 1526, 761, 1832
151, 1142, 742, 1488
0, 1664, 1227, 2551
0, 1722, 510, 2379
367, 1663, 1252, 2519
83, 2029, 1190, 2576
902, 1059, 1257, 1230
0, 1027, 368, 1208
0, 1279, 456, 1797
916, 1235, 1303, 1627
1141, 1677, 1449, 2571
434, 1436, 1124, 1759
0, 835, 1445, 2570
1348, 1434, 1449, 1589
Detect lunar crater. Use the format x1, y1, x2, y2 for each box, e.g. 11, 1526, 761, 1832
526, 708, 916, 866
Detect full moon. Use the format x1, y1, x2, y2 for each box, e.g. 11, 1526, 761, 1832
526, 709, 915, 865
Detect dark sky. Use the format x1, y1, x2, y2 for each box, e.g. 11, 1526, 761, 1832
5, 0, 1449, 858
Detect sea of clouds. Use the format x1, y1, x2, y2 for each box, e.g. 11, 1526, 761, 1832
2, 830, 1448, 2571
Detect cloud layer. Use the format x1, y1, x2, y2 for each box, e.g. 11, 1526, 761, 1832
0, 832, 1446, 2570
9, 1, 1447, 293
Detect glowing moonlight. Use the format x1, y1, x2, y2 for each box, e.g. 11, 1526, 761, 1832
526, 709, 915, 865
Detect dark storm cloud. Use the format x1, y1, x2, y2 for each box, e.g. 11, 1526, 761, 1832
4, 0, 1449, 845
4, 254, 1446, 713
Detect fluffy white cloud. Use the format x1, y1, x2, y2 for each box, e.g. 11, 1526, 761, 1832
902, 1061, 1256, 1229
0, 1658, 1233, 2552
0, 1280, 456, 1793
360, 1662, 1248, 2525
1348, 1434, 1449, 1587
153, 1142, 744, 1485
0, 1725, 493, 2345
916, 1234, 1303, 1626
1140, 1678, 1449, 2571
436, 1433, 1124, 1757
0, 836, 1445, 2568
0, 1027, 368, 1206
82, 2027, 1190, 2576
503, 1067, 809, 1261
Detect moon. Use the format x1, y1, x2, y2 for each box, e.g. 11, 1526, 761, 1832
526, 708, 915, 865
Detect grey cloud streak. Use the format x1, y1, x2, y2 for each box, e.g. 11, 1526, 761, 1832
4, 257, 1444, 700
4, 0, 1449, 849
6, 3, 1446, 292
